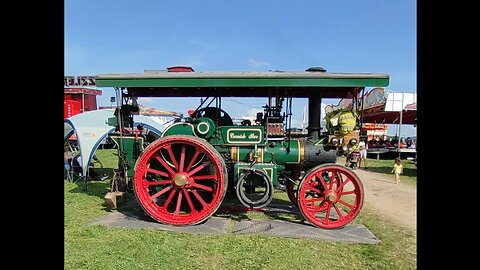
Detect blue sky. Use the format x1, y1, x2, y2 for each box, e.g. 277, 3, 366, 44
65, 0, 416, 137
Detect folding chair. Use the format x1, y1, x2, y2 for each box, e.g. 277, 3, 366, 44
64, 142, 79, 182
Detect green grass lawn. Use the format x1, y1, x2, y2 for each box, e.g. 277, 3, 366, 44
65, 149, 416, 269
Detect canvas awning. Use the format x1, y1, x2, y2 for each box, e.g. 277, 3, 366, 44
361, 105, 417, 124
404, 102, 417, 111
64, 109, 167, 176
361, 95, 417, 124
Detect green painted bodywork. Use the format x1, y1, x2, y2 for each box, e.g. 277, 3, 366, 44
229, 141, 301, 165
110, 135, 144, 178
161, 122, 196, 137
195, 117, 216, 139
106, 116, 117, 126
159, 118, 302, 184
234, 163, 281, 186
264, 141, 301, 164
220, 126, 264, 145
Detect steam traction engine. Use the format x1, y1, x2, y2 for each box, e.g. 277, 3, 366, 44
96, 68, 389, 229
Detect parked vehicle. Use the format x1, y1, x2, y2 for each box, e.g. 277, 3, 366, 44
96, 66, 389, 229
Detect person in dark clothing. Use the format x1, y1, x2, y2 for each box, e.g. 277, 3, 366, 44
72, 154, 105, 181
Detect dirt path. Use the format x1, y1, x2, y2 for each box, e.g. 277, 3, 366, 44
353, 168, 416, 233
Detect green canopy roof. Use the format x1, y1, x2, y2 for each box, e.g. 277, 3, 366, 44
96, 70, 389, 98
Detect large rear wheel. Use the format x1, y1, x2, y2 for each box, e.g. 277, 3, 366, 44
134, 135, 228, 225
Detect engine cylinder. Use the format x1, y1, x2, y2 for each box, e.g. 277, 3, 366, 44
303, 140, 337, 169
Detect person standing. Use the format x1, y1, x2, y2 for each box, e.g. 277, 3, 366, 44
64, 146, 72, 178
358, 139, 368, 169
392, 158, 403, 184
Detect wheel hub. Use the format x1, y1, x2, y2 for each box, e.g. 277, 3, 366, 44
174, 173, 188, 187
326, 192, 337, 203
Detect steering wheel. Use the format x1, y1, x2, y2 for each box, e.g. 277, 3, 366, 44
195, 107, 234, 126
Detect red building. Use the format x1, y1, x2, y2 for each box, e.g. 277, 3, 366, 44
64, 87, 102, 119
64, 75, 101, 119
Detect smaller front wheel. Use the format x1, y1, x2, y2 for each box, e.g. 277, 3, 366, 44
297, 164, 363, 229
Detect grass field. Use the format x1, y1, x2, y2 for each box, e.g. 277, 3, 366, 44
65, 149, 416, 269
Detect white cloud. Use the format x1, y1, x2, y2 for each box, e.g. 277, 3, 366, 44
243, 108, 262, 119
248, 58, 270, 68
247, 108, 261, 116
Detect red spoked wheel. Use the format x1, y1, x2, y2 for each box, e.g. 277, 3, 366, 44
134, 135, 228, 225
297, 164, 363, 229
289, 170, 343, 211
